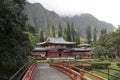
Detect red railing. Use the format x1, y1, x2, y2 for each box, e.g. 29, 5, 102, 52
22, 63, 37, 80
50, 62, 107, 80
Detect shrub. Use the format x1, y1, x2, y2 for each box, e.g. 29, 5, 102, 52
76, 55, 81, 59
92, 62, 111, 69
48, 59, 54, 63
77, 65, 93, 71
116, 62, 120, 67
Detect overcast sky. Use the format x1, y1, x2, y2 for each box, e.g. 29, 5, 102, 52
27, 0, 120, 28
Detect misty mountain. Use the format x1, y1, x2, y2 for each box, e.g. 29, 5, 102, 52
24, 2, 65, 30
62, 14, 115, 37
24, 2, 115, 37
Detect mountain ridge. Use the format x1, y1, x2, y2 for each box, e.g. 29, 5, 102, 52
24, 2, 115, 37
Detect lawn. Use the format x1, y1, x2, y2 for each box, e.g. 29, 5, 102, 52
85, 62, 120, 80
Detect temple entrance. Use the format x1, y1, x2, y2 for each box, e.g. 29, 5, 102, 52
58, 49, 62, 57
59, 53, 61, 57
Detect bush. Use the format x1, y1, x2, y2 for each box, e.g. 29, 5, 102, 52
116, 62, 120, 67
48, 59, 54, 63
92, 62, 111, 69
76, 55, 81, 59
77, 65, 93, 71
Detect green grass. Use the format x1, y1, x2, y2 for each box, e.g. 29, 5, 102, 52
109, 62, 118, 68
85, 62, 120, 80
37, 60, 48, 63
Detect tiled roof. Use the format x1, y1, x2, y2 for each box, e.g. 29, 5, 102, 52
37, 37, 76, 46
78, 43, 91, 47
32, 47, 47, 52
71, 48, 92, 51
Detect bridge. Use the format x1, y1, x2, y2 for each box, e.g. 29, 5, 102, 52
10, 62, 107, 80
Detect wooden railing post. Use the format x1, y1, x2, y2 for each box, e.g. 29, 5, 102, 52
80, 70, 84, 80
74, 74, 77, 80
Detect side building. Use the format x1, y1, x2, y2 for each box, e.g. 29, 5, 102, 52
71, 43, 92, 59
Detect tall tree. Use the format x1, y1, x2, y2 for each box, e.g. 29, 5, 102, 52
100, 28, 107, 36
0, 0, 36, 79
75, 33, 80, 45
39, 29, 44, 42
51, 25, 55, 37
71, 22, 76, 41
93, 27, 97, 41
66, 23, 72, 41
58, 23, 62, 37
86, 25, 92, 44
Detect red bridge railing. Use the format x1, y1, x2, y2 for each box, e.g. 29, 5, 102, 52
22, 63, 37, 80
50, 62, 107, 80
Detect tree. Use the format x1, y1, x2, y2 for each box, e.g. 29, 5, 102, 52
51, 25, 55, 37
39, 29, 44, 42
100, 28, 107, 36
96, 28, 120, 58
66, 23, 72, 41
75, 33, 80, 45
58, 23, 62, 37
86, 25, 92, 44
71, 22, 76, 41
0, 0, 36, 79
93, 27, 97, 41
26, 24, 37, 33
91, 46, 107, 59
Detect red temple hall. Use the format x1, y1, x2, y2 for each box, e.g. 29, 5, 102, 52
32, 37, 92, 60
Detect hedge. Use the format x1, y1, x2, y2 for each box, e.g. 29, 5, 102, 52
92, 62, 111, 69
116, 62, 120, 67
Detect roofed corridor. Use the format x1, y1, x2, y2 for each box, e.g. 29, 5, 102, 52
32, 64, 72, 80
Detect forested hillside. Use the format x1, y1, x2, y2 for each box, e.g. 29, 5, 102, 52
24, 2, 115, 38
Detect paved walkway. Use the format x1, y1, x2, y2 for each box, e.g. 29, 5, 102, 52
32, 64, 72, 80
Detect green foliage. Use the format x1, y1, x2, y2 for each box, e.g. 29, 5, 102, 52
91, 46, 108, 59
0, 0, 37, 79
48, 59, 54, 63
93, 62, 111, 69
75, 55, 81, 59
38, 22, 81, 45
51, 25, 56, 37
27, 56, 35, 62
86, 25, 92, 44
93, 27, 97, 41
97, 29, 120, 58
116, 62, 120, 67
66, 23, 72, 41
100, 28, 107, 36
39, 29, 44, 42
58, 24, 62, 37
26, 24, 37, 33
110, 72, 120, 80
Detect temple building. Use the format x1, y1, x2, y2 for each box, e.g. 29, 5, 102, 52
32, 37, 75, 60
71, 43, 92, 59
32, 37, 92, 60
